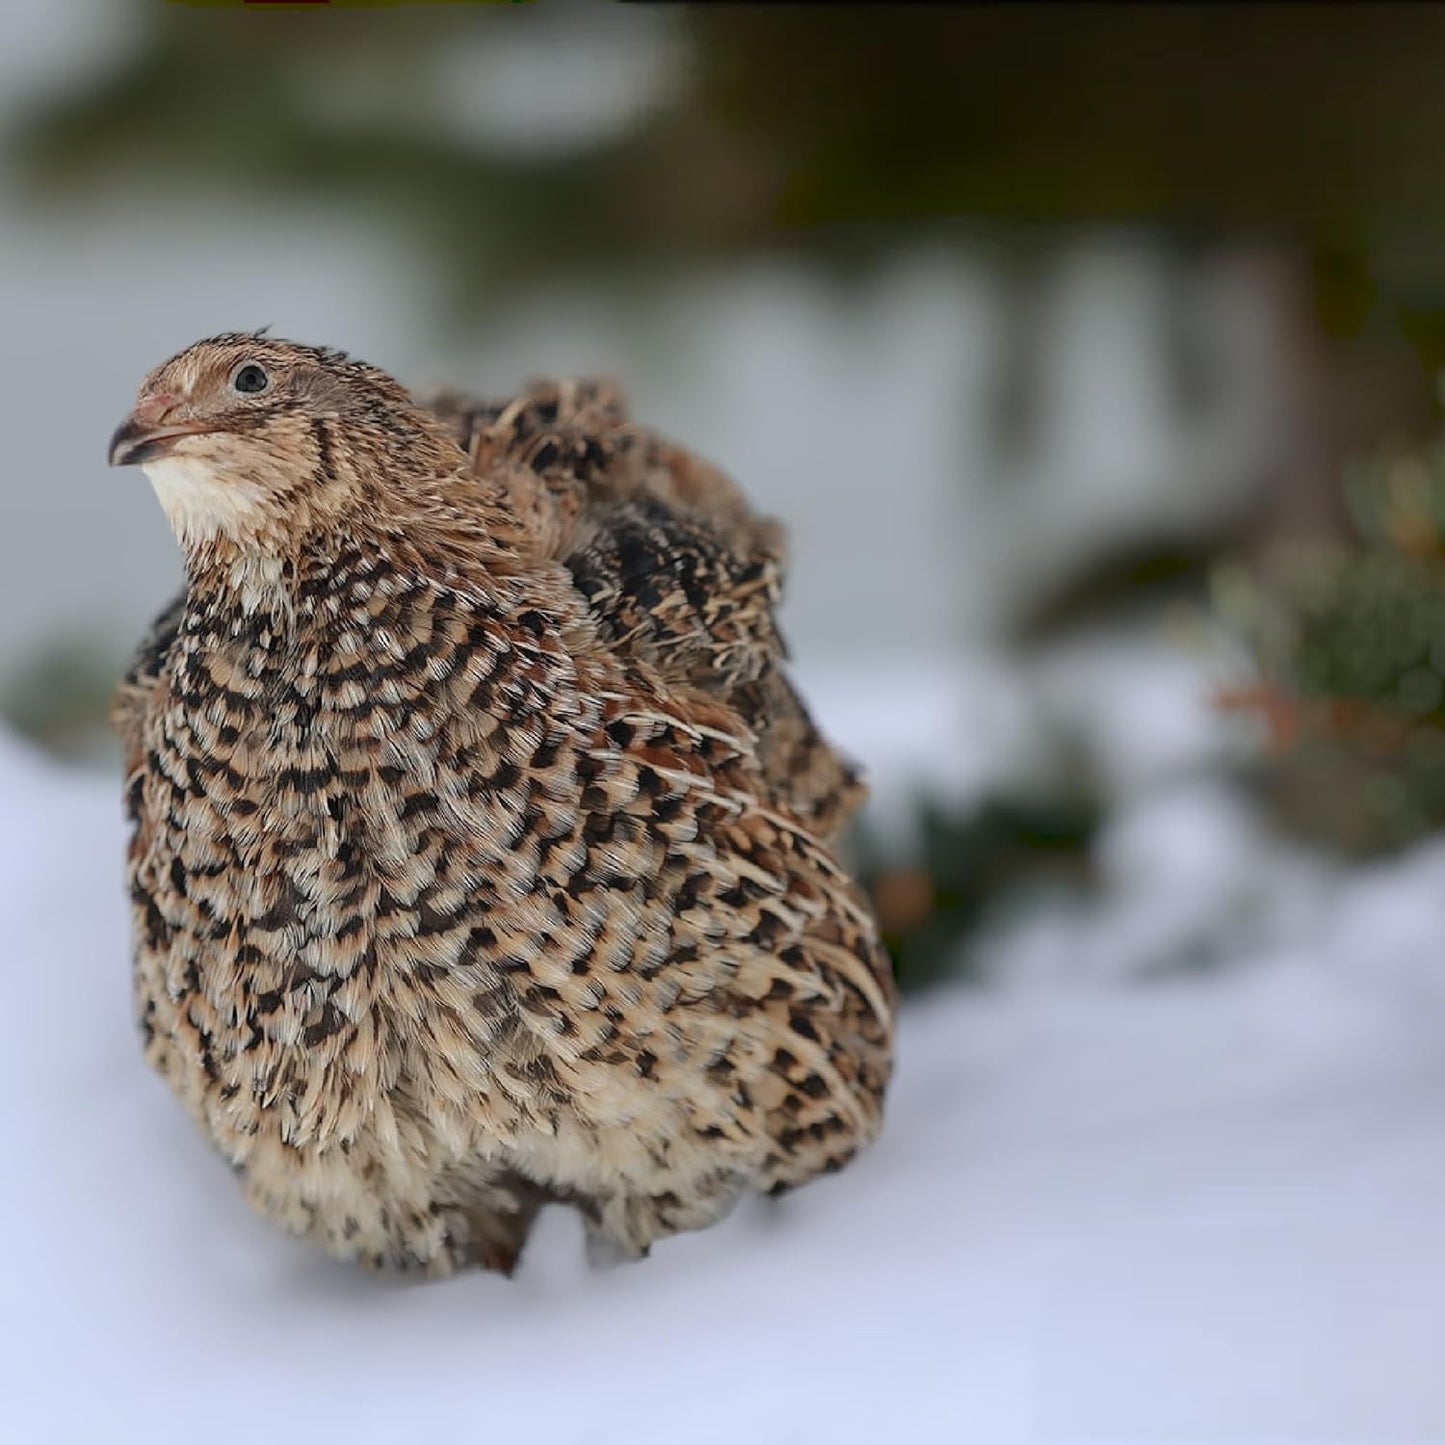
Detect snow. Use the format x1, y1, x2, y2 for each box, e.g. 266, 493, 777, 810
6, 687, 1445, 1445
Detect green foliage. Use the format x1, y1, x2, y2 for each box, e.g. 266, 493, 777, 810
856, 790, 1101, 994
1221, 420, 1445, 854
0, 638, 121, 763
18, 4, 1445, 343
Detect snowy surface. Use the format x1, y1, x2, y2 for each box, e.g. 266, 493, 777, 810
6, 678, 1445, 1445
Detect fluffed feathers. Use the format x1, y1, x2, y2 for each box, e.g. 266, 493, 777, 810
111, 334, 893, 1275
427, 377, 867, 841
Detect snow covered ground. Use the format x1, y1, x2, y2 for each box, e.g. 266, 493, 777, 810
6, 654, 1445, 1445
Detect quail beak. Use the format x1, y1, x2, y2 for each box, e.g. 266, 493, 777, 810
108, 417, 216, 468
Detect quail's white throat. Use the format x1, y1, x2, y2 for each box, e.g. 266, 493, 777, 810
143, 453, 270, 551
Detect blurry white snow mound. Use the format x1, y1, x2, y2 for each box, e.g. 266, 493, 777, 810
8, 712, 1445, 1445
976, 775, 1325, 986
1027, 622, 1241, 800
804, 624, 1251, 846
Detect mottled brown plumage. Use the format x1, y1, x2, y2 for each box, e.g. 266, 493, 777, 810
425, 376, 867, 842
109, 333, 894, 1275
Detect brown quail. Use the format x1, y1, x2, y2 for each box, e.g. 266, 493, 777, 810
108, 333, 895, 1276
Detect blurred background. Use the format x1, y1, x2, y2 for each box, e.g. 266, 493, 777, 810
10, 3, 1445, 1440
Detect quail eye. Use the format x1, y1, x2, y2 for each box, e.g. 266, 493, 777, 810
232, 363, 270, 396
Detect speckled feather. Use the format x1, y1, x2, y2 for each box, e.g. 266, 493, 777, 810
426, 377, 867, 841
112, 335, 894, 1275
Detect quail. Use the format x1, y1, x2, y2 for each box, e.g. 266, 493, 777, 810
108, 333, 895, 1276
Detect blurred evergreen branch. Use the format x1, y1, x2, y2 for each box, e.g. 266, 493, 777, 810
7, 7, 773, 318
14, 3, 1445, 360
1219, 411, 1445, 855
0, 637, 121, 763
857, 790, 1102, 994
